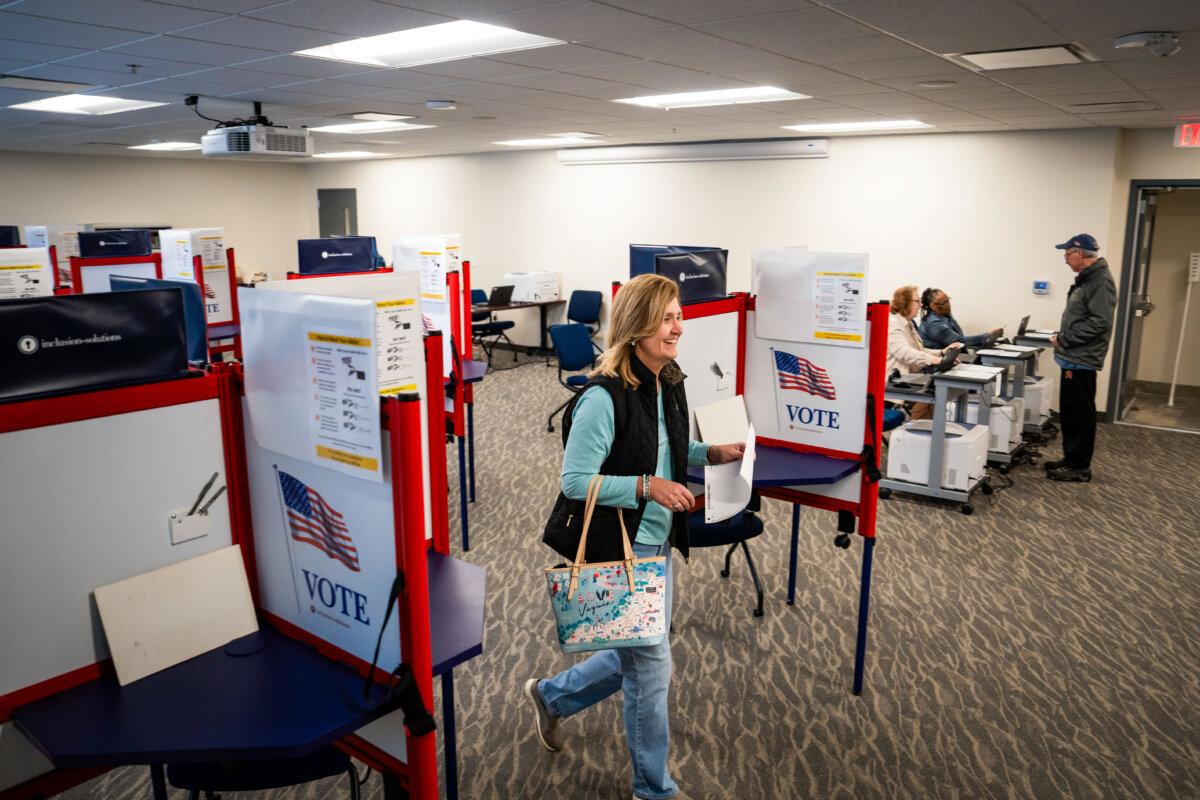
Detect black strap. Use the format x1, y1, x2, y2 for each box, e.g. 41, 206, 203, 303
859, 393, 882, 483
361, 571, 437, 737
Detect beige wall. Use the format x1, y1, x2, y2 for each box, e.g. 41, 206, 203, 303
1136, 189, 1200, 386
0, 151, 312, 275
310, 127, 1120, 406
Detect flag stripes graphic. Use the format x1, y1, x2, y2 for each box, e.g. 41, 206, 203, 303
278, 471, 360, 572
774, 350, 837, 400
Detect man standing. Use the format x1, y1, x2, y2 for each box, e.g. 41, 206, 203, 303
1047, 233, 1116, 482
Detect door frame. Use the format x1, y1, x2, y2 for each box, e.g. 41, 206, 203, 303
1108, 178, 1200, 421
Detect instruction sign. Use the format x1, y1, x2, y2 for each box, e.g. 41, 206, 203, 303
812, 270, 866, 344
753, 250, 868, 349
0, 247, 53, 300
305, 331, 381, 475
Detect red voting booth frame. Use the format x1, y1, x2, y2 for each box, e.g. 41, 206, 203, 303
67, 253, 163, 294
614, 286, 887, 694
0, 336, 453, 800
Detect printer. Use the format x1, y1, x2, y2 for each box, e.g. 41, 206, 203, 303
504, 271, 560, 303
961, 396, 1024, 453
886, 420, 987, 491
1022, 375, 1054, 424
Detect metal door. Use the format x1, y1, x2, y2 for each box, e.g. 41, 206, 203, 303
1117, 190, 1159, 418
317, 188, 357, 237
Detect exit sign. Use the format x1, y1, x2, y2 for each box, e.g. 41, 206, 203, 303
1176, 122, 1200, 147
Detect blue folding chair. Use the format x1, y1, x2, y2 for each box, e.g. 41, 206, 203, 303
566, 290, 604, 355
547, 323, 597, 432
687, 492, 766, 617
471, 288, 516, 366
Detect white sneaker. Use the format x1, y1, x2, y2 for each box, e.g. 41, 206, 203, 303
524, 678, 564, 751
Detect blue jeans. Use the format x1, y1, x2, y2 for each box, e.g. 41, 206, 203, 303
538, 541, 677, 800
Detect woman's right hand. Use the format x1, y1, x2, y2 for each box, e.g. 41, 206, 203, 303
647, 477, 695, 513
942, 342, 964, 354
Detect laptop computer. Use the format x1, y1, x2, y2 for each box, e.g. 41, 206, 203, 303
1016, 315, 1030, 336
487, 285, 514, 306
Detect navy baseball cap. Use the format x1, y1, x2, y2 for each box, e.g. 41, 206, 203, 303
1055, 233, 1098, 251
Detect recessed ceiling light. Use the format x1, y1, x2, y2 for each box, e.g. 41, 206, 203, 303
8, 93, 167, 115
313, 151, 384, 158
425, 100, 457, 110
917, 80, 958, 89
128, 141, 201, 151
495, 136, 594, 147
0, 75, 92, 92
309, 120, 434, 134
947, 44, 1098, 71
782, 120, 932, 133
294, 20, 563, 68
351, 112, 412, 121
613, 86, 810, 110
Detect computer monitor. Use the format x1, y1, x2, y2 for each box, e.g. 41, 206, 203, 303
655, 249, 728, 305
297, 236, 377, 275
629, 244, 721, 278
109, 275, 208, 364
0, 226, 20, 247
488, 285, 514, 306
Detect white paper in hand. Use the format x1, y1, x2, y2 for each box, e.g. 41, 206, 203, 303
704, 423, 756, 523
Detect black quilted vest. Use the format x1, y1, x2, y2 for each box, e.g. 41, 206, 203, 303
542, 355, 693, 563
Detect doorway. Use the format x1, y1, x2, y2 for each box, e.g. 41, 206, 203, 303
1109, 180, 1200, 433
317, 188, 357, 237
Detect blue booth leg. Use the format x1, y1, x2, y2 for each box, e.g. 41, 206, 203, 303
458, 436, 470, 552
787, 504, 800, 605
467, 403, 476, 504
443, 670, 458, 800
149, 764, 167, 800
853, 536, 875, 696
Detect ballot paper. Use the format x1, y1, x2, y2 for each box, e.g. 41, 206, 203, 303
704, 423, 756, 523
994, 343, 1040, 353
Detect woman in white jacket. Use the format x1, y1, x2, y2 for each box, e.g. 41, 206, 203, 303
887, 284, 961, 418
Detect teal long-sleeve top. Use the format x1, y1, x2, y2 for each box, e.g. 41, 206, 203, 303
561, 384, 711, 545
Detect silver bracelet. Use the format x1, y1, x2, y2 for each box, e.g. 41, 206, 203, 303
641, 474, 651, 502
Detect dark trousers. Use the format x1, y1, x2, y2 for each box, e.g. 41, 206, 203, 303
1059, 367, 1097, 470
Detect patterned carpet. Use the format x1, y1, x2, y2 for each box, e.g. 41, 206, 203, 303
60, 350, 1199, 800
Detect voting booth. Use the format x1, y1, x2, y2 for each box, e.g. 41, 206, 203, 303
654, 247, 887, 694
1, 271, 479, 800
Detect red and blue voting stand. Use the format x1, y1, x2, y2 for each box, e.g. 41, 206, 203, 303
1, 331, 474, 800
665, 291, 887, 695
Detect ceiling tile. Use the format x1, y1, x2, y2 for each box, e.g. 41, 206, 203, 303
377, 0, 551, 16
988, 63, 1122, 86
781, 35, 932, 65
1124, 72, 1200, 91
0, 38, 92, 62
833, 0, 1039, 33
584, 27, 806, 73
233, 54, 383, 79
839, 55, 964, 79
406, 59, 552, 81
697, 7, 880, 50
323, 69, 461, 91
9, 0, 227, 33
476, 1, 673, 41
56, 52, 212, 78
1020, 78, 1139, 97
487, 43, 641, 71
570, 61, 746, 92
109, 36, 277, 66
6, 63, 132, 87
281, 78, 400, 98
221, 86, 358, 105
147, 0, 294, 13
243, 0, 445, 37
488, 71, 635, 100
173, 17, 344, 52
599, 0, 815, 24
902, 20, 1067, 54
0, 12, 151, 49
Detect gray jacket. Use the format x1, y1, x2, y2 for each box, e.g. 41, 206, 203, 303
1056, 258, 1116, 370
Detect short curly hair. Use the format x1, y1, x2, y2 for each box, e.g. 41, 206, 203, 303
890, 284, 918, 315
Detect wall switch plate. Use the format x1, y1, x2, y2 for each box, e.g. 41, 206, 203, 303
168, 509, 209, 544
1032, 280, 1050, 295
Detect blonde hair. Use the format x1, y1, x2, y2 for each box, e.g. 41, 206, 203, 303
591, 274, 679, 389
890, 284, 918, 315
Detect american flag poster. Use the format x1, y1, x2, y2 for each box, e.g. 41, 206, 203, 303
279, 470, 360, 572
774, 350, 837, 400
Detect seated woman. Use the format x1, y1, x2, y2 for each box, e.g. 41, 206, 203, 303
918, 288, 1003, 349
888, 285, 961, 419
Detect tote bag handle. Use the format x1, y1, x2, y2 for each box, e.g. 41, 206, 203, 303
568, 475, 636, 597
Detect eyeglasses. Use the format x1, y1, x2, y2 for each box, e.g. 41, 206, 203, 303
1064, 248, 1083, 257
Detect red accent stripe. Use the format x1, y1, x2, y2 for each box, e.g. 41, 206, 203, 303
287, 514, 356, 548
0, 372, 218, 434
0, 660, 112, 720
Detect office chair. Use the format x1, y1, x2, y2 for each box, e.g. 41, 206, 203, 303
686, 492, 766, 617
471, 288, 517, 366
547, 323, 597, 432
166, 744, 362, 800
566, 290, 604, 355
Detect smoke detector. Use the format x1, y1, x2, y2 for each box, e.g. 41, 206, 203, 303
1114, 31, 1181, 57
